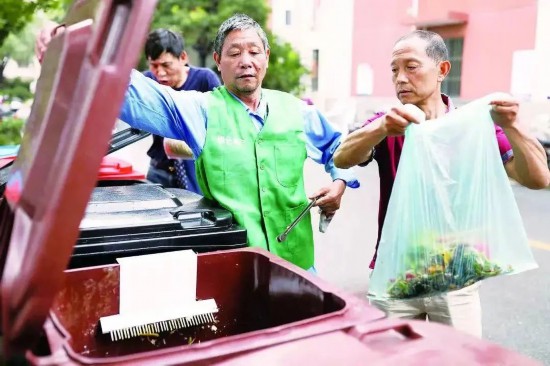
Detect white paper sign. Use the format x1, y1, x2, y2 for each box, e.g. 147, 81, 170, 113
117, 250, 197, 315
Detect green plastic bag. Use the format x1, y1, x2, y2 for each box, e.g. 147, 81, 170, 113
369, 93, 538, 300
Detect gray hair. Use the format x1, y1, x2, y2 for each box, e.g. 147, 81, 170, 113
213, 13, 270, 56
397, 30, 449, 62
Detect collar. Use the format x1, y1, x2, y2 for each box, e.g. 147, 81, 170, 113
441, 93, 455, 112
227, 89, 268, 121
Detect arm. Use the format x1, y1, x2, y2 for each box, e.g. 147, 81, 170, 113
334, 105, 424, 168
302, 104, 360, 214
503, 125, 549, 189
333, 114, 386, 169
120, 70, 208, 158
302, 104, 360, 188
490, 98, 550, 189
162, 69, 221, 159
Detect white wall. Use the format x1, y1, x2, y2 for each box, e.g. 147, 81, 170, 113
269, 0, 355, 129
532, 0, 550, 100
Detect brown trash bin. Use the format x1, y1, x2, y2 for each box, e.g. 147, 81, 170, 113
0, 0, 540, 365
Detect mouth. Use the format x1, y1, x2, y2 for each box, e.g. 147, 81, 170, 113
237, 74, 255, 79
398, 90, 412, 96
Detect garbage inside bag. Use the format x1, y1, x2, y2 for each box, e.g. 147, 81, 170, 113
386, 241, 510, 299
369, 93, 538, 300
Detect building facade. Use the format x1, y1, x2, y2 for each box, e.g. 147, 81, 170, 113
270, 0, 549, 127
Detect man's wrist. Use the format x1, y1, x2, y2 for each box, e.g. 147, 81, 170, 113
502, 123, 521, 133
374, 116, 388, 138
333, 178, 347, 187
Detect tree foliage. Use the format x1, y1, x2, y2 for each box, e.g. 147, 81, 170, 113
0, 116, 25, 145
0, 0, 65, 48
263, 32, 307, 95
151, 0, 269, 67
151, 0, 308, 95
0, 0, 309, 95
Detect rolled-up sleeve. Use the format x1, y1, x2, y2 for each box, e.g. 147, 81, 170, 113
302, 104, 360, 188
494, 124, 514, 164
119, 69, 209, 158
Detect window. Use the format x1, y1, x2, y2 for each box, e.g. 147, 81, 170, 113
312, 49, 319, 91
285, 10, 291, 25
441, 38, 463, 97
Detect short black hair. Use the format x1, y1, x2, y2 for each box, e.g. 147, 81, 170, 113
144, 29, 185, 60
397, 30, 449, 62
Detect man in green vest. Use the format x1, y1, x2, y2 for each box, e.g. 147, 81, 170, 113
119, 13, 359, 271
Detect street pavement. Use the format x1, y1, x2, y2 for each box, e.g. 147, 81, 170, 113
480, 185, 550, 364
114, 137, 550, 364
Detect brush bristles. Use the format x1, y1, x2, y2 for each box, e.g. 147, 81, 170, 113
109, 312, 216, 341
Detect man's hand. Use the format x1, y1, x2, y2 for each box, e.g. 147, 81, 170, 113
382, 104, 425, 136
310, 179, 346, 216
489, 96, 519, 129
35, 21, 63, 63
164, 138, 194, 159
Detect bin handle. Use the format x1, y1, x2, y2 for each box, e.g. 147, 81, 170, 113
348, 320, 423, 343
170, 209, 217, 222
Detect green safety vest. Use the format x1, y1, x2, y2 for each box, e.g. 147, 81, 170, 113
196, 86, 314, 269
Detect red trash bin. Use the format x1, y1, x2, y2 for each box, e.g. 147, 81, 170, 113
25, 248, 385, 365
21, 249, 539, 366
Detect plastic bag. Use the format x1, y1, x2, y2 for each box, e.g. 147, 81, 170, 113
369, 93, 538, 300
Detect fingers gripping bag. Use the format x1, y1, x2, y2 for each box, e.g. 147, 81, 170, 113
369, 93, 538, 300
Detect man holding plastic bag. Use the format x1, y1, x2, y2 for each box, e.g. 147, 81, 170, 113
334, 30, 550, 337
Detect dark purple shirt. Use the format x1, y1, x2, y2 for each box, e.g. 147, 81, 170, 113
363, 95, 514, 269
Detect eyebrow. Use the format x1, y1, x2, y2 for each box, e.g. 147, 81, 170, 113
227, 41, 263, 50
390, 57, 421, 66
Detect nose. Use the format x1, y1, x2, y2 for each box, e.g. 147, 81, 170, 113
156, 68, 166, 76
395, 69, 408, 84
238, 53, 254, 68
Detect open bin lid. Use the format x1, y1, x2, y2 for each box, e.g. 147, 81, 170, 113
0, 0, 157, 356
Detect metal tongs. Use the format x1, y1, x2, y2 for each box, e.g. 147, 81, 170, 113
276, 196, 321, 242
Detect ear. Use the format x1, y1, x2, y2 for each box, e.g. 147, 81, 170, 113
180, 51, 189, 64
265, 48, 270, 69
213, 52, 221, 72
438, 60, 451, 82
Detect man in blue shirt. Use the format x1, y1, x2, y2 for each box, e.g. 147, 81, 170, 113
143, 29, 220, 193
36, 14, 359, 269
119, 14, 358, 270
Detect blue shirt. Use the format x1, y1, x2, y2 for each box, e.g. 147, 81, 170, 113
120, 70, 359, 188
143, 66, 221, 194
